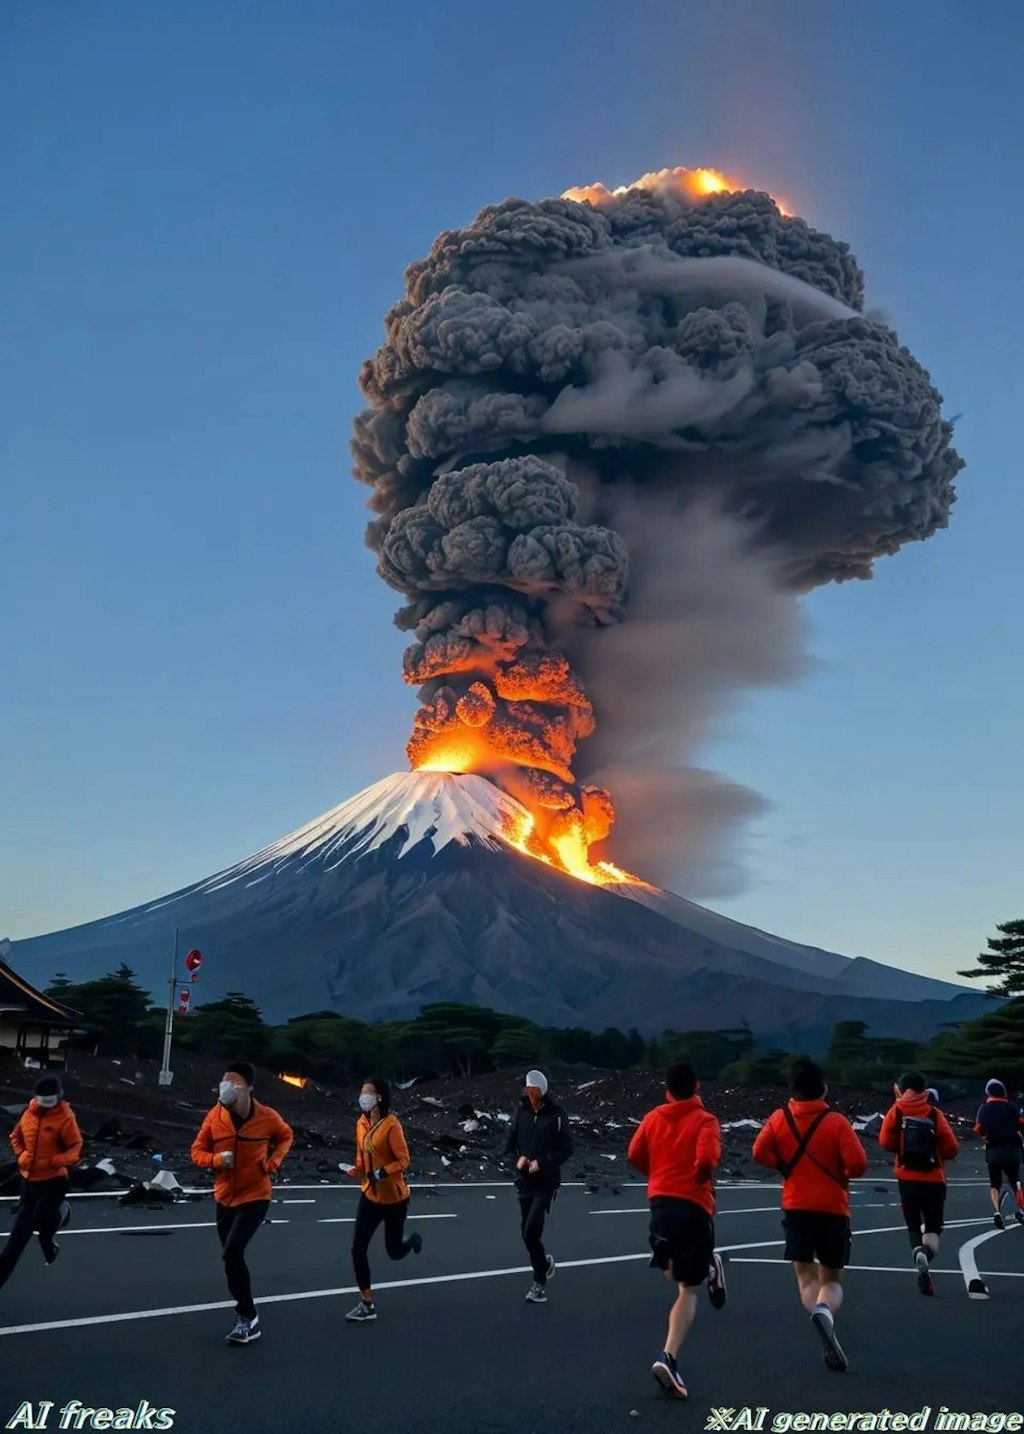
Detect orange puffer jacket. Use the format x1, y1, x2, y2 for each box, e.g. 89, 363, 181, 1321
191, 1100, 294, 1207
352, 1113, 411, 1205
10, 1100, 83, 1182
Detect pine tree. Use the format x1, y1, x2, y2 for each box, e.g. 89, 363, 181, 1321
958, 919, 1024, 997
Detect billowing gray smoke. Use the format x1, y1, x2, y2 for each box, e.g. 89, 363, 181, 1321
351, 180, 962, 888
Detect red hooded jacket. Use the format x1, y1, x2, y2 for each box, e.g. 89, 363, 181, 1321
879, 1090, 958, 1184
627, 1095, 722, 1215
752, 1099, 867, 1216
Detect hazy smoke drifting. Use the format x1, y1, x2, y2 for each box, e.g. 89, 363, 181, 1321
351, 181, 962, 891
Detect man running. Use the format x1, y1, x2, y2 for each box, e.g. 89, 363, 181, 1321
627, 1060, 725, 1401
191, 1060, 293, 1344
879, 1071, 959, 1295
1, 1074, 81, 1292
753, 1058, 867, 1373
504, 1070, 572, 1304
974, 1079, 1024, 1228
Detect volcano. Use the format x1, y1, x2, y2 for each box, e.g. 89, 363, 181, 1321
8, 772, 988, 1047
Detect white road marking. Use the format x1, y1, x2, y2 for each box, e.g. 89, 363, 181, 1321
281, 1199, 317, 1204
317, 1213, 457, 1223
958, 1221, 1020, 1296
590, 1205, 781, 1217
733, 1257, 1024, 1279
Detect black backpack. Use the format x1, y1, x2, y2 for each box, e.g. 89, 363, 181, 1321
897, 1108, 939, 1173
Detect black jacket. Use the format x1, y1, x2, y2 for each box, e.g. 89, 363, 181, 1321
975, 1098, 1024, 1154
505, 1096, 573, 1193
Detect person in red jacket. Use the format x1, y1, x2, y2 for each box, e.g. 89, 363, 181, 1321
878, 1071, 959, 1297
191, 1060, 293, 1345
752, 1059, 867, 1374
1, 1073, 82, 1291
627, 1060, 724, 1401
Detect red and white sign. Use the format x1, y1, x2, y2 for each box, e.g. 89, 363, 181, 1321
184, 949, 203, 973
177, 989, 191, 1014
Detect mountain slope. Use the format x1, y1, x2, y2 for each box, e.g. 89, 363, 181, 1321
10, 772, 988, 1042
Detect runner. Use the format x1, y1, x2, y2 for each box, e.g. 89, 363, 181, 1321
973, 1079, 1024, 1228
0, 1074, 81, 1292
504, 1070, 573, 1304
191, 1060, 294, 1344
627, 1060, 725, 1401
344, 1076, 423, 1323
752, 1058, 867, 1373
878, 1071, 959, 1294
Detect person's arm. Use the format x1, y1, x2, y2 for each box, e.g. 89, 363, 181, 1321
190, 1111, 224, 1170
266, 1113, 294, 1175
627, 1116, 650, 1176
751, 1114, 779, 1169
877, 1106, 900, 1154
936, 1110, 959, 1161
838, 1118, 868, 1180
695, 1114, 722, 1183
379, 1119, 411, 1178
9, 1116, 26, 1162
52, 1110, 83, 1172
973, 1105, 985, 1138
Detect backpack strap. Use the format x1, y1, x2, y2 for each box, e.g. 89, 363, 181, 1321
778, 1106, 848, 1188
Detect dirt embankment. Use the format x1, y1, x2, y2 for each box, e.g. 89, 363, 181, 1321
0, 1052, 984, 1195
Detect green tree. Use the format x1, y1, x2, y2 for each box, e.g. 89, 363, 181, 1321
958, 919, 1024, 997
491, 1021, 547, 1068
923, 998, 1024, 1082
186, 992, 272, 1063
50, 965, 151, 1056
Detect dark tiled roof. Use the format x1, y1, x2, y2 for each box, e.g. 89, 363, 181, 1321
0, 962, 78, 1024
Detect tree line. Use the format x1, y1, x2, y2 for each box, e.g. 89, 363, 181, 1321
44, 916, 1024, 1086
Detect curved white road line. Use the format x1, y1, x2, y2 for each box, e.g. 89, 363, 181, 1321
959, 1222, 1020, 1298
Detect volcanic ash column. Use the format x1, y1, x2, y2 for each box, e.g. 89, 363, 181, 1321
350, 166, 963, 887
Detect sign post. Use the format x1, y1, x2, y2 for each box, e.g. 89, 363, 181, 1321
158, 936, 202, 1087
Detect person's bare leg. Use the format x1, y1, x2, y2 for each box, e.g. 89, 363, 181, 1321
815, 1267, 844, 1314
793, 1261, 820, 1313
665, 1285, 699, 1360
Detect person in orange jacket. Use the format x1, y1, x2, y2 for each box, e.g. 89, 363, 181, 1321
753, 1059, 867, 1374
0, 1073, 82, 1291
627, 1060, 725, 1401
191, 1060, 293, 1345
343, 1076, 423, 1323
878, 1070, 959, 1297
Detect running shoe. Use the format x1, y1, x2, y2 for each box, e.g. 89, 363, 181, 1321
994, 1212, 1006, 1230
525, 1281, 547, 1303
652, 1351, 688, 1399
39, 1237, 60, 1267
225, 1316, 261, 1345
409, 1231, 423, 1255
707, 1252, 727, 1309
914, 1247, 934, 1296
346, 1301, 377, 1322
811, 1303, 848, 1373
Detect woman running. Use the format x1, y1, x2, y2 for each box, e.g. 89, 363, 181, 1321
344, 1076, 423, 1322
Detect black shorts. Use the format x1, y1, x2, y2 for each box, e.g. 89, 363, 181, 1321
782, 1210, 851, 1270
987, 1151, 1022, 1190
898, 1180, 946, 1236
648, 1197, 714, 1287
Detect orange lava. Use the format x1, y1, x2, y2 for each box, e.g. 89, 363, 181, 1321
563, 164, 792, 216
278, 1073, 307, 1089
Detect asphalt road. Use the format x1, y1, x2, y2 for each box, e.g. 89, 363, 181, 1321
0, 1173, 1019, 1433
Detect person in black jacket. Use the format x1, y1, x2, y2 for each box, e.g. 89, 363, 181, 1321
974, 1079, 1024, 1228
505, 1070, 573, 1304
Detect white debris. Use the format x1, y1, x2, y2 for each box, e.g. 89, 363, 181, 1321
460, 1119, 482, 1133
600, 1154, 618, 1162
148, 1170, 181, 1193
851, 1113, 885, 1131
420, 1096, 444, 1108
720, 1118, 762, 1131
495, 1112, 511, 1123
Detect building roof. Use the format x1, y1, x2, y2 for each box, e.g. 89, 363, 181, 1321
0, 960, 78, 1026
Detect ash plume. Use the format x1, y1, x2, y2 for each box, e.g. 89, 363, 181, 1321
351, 175, 962, 888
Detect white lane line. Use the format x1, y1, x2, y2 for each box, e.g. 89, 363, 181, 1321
281, 1199, 317, 1204
590, 1205, 781, 1217
732, 1257, 1024, 1278
318, 1213, 457, 1224
959, 1222, 1020, 1298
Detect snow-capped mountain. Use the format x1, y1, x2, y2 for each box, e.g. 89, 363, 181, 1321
9, 772, 988, 1046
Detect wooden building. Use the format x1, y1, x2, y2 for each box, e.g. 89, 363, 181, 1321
0, 950, 78, 1068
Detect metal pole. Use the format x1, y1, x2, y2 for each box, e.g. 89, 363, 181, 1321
159, 927, 178, 1086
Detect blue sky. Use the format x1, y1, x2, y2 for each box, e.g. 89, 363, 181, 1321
2, 0, 1021, 984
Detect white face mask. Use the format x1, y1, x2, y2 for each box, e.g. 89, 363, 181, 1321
36, 1095, 59, 1109
219, 1081, 243, 1105
358, 1094, 378, 1113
